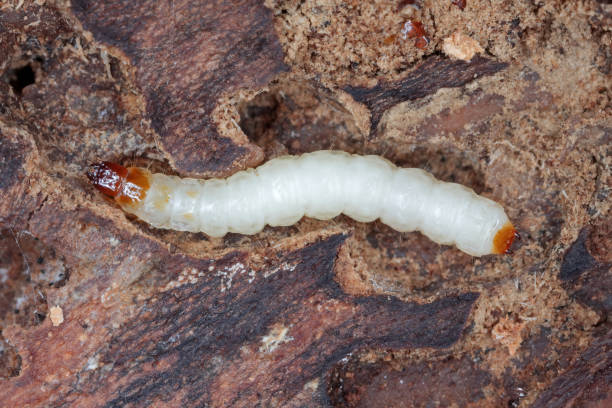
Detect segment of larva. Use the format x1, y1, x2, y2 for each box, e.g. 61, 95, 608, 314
87, 151, 518, 257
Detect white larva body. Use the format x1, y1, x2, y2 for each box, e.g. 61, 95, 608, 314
119, 151, 512, 256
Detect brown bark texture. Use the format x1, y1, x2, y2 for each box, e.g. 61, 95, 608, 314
0, 0, 610, 407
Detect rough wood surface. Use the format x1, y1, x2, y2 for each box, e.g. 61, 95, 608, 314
72, 0, 288, 176
1, 0, 610, 407
531, 328, 611, 408
343, 56, 508, 137
0, 209, 477, 406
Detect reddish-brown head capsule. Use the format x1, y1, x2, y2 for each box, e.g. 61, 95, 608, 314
88, 162, 150, 204
87, 162, 127, 197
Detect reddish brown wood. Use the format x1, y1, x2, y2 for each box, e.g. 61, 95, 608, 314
343, 56, 508, 137
0, 204, 477, 407
328, 354, 494, 407
531, 328, 612, 408
72, 0, 288, 176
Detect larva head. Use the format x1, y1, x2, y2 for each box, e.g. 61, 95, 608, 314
492, 222, 520, 254
87, 162, 150, 205
87, 162, 127, 197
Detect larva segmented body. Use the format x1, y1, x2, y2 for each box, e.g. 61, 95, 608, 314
88, 151, 517, 256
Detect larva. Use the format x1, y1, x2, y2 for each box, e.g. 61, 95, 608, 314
87, 151, 517, 256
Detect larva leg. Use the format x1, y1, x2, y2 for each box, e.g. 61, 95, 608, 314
87, 151, 518, 256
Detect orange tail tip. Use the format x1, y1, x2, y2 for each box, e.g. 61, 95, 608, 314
493, 222, 520, 255
87, 162, 150, 204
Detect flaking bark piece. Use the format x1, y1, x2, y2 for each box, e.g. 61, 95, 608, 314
71, 0, 288, 176
343, 56, 508, 137
328, 355, 493, 407
559, 224, 612, 320
90, 235, 478, 406
0, 205, 478, 407
531, 329, 612, 408
0, 126, 42, 226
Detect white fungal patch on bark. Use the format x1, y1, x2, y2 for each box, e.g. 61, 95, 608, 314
119, 151, 513, 256
161, 267, 203, 292
262, 260, 299, 278
215, 263, 249, 292
259, 324, 294, 353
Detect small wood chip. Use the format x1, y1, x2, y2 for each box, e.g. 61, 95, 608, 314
492, 316, 524, 356
442, 31, 484, 61
49, 306, 64, 327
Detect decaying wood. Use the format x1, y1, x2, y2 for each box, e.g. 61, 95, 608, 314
72, 0, 288, 176
343, 56, 508, 137
0, 202, 478, 407
328, 354, 494, 407
531, 328, 611, 408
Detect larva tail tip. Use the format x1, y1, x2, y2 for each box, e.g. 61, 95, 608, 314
87, 161, 128, 197
493, 223, 519, 255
